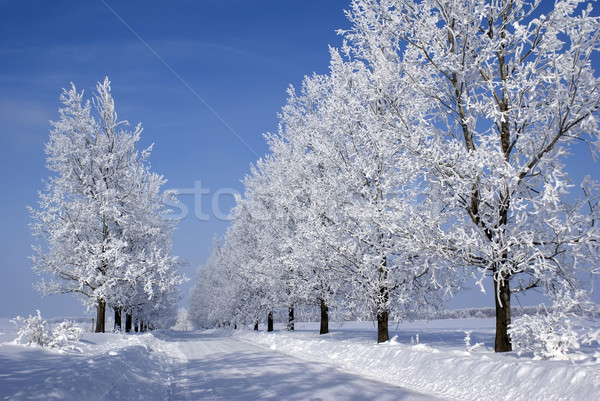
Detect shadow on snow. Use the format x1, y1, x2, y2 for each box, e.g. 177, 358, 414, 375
0, 330, 440, 401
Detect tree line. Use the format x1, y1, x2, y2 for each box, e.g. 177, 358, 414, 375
189, 0, 600, 352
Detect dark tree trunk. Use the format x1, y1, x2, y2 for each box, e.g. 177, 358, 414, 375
114, 307, 122, 332
494, 275, 512, 352
254, 319, 259, 331
288, 306, 294, 331
376, 256, 390, 343
267, 311, 274, 332
125, 313, 132, 333
134, 319, 139, 333
320, 298, 329, 335
95, 299, 106, 333
377, 309, 389, 343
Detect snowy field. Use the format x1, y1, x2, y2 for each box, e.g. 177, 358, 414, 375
1, 318, 599, 400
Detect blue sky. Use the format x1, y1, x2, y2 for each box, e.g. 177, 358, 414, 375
0, 1, 598, 318
0, 0, 351, 318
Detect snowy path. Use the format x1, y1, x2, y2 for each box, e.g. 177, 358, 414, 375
3, 320, 599, 400
158, 330, 444, 400
0, 328, 444, 400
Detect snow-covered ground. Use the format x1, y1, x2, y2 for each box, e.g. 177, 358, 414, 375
1, 318, 598, 400
237, 319, 600, 400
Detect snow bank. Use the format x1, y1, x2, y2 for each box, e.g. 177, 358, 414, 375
234, 320, 600, 401
2, 318, 598, 400
0, 329, 184, 401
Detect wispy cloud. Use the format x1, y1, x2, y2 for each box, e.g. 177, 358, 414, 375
99, 0, 260, 158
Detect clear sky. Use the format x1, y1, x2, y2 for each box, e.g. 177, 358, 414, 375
0, 1, 598, 319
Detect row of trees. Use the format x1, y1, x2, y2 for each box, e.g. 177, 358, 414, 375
190, 0, 600, 352
30, 78, 186, 332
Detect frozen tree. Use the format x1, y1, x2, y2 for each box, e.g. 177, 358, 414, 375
188, 243, 223, 329
190, 39, 456, 342
263, 85, 352, 336
189, 241, 240, 328
188, 0, 599, 350
190, 147, 344, 333
11, 310, 50, 347
342, 0, 600, 350
189, 216, 272, 329
109, 159, 186, 331
225, 199, 292, 328
273, 52, 456, 342
11, 311, 84, 351
29, 78, 184, 332
173, 308, 193, 331
238, 152, 328, 332
509, 289, 599, 360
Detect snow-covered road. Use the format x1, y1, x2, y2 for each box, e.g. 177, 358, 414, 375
0, 327, 443, 400
155, 330, 442, 400
3, 319, 600, 400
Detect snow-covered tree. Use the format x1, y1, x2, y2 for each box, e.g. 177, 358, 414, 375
108, 155, 186, 331
342, 0, 600, 351
190, 33, 455, 343
188, 0, 599, 350
189, 240, 238, 328
271, 50, 458, 342
29, 78, 185, 332
189, 219, 269, 329
238, 153, 321, 331
11, 310, 84, 351
509, 289, 599, 360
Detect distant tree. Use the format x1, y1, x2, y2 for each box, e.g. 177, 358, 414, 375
189, 228, 265, 329
261, 119, 348, 337
237, 155, 313, 331
273, 54, 456, 342
189, 47, 456, 342
30, 78, 184, 332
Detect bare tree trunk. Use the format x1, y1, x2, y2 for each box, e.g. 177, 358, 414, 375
377, 309, 389, 343
288, 306, 294, 331
95, 299, 106, 333
267, 311, 274, 332
320, 298, 329, 335
377, 257, 390, 343
125, 313, 132, 333
494, 274, 512, 352
114, 307, 122, 332
377, 282, 390, 343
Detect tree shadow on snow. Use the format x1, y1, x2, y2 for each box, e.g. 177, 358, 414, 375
0, 331, 442, 401
0, 342, 169, 401
166, 331, 440, 400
